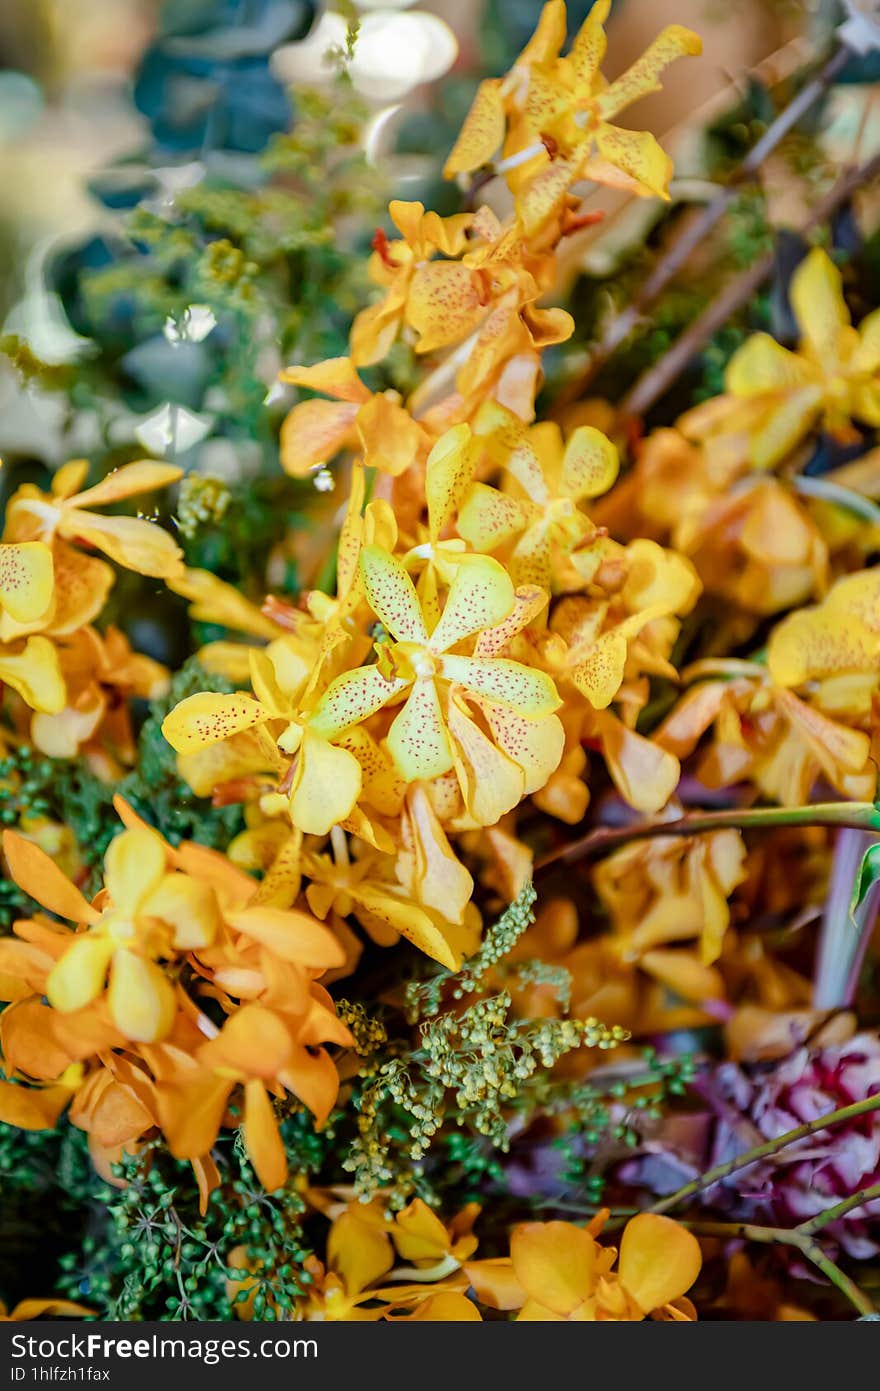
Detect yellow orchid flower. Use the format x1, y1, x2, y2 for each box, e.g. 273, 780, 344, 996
445, 0, 701, 235
301, 828, 474, 972
456, 404, 619, 590
717, 248, 880, 468
5, 459, 184, 579
350, 201, 476, 366
163, 639, 364, 836
310, 544, 563, 824
159, 993, 352, 1192
30, 625, 168, 764
279, 357, 427, 478
466, 1212, 700, 1320
390, 1198, 480, 1275
3, 824, 216, 1043
658, 659, 876, 807
594, 829, 747, 967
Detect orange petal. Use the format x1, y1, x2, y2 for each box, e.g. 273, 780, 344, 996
3, 831, 98, 923
618, 1213, 701, 1313
243, 1079, 287, 1191
510, 1222, 596, 1317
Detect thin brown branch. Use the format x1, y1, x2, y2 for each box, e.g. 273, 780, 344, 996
619, 150, 880, 419
554, 44, 850, 408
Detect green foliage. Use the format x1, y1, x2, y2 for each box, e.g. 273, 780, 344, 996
117, 658, 244, 850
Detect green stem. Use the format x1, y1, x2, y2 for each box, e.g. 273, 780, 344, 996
650, 1092, 880, 1216
682, 1221, 875, 1318
535, 801, 879, 875
797, 1180, 880, 1237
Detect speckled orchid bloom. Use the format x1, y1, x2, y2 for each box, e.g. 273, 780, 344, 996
445, 0, 700, 235
310, 544, 563, 825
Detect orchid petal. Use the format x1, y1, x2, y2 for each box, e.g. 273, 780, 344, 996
388, 679, 455, 782
429, 555, 515, 653
444, 78, 506, 178
161, 692, 267, 753
441, 653, 561, 716
0, 543, 53, 623
360, 544, 428, 643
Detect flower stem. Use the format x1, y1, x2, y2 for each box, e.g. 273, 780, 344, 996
649, 1092, 880, 1216
813, 828, 879, 1010
682, 1221, 875, 1317
535, 802, 879, 875
797, 1181, 880, 1238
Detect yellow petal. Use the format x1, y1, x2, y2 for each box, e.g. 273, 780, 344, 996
2, 830, 98, 923
622, 538, 701, 615
310, 664, 409, 739
353, 884, 460, 970
618, 1213, 701, 1313
388, 679, 454, 781
290, 730, 362, 835
0, 543, 54, 623
429, 555, 515, 653
278, 358, 369, 403
560, 426, 619, 501
329, 1210, 394, 1295
444, 78, 506, 178
853, 306, 880, 373
104, 827, 168, 917
593, 124, 673, 201
595, 712, 680, 813
0, 1079, 73, 1130
141, 872, 220, 950
107, 949, 176, 1043
481, 704, 564, 794
408, 1293, 481, 1321
569, 0, 611, 85
0, 636, 66, 714
67, 461, 182, 508
789, 247, 850, 367
160, 1075, 233, 1160
63, 512, 182, 578
510, 1222, 596, 1317
47, 935, 115, 1013
441, 654, 561, 717
520, 0, 567, 64
573, 630, 629, 709
725, 333, 814, 397
392, 1198, 451, 1263
405, 784, 473, 923
356, 394, 423, 477
426, 424, 479, 544
161, 691, 267, 753
465, 1258, 526, 1311
447, 696, 524, 826
457, 483, 527, 553
279, 398, 358, 477
226, 905, 346, 970
407, 262, 486, 356
596, 25, 702, 121
360, 545, 428, 643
